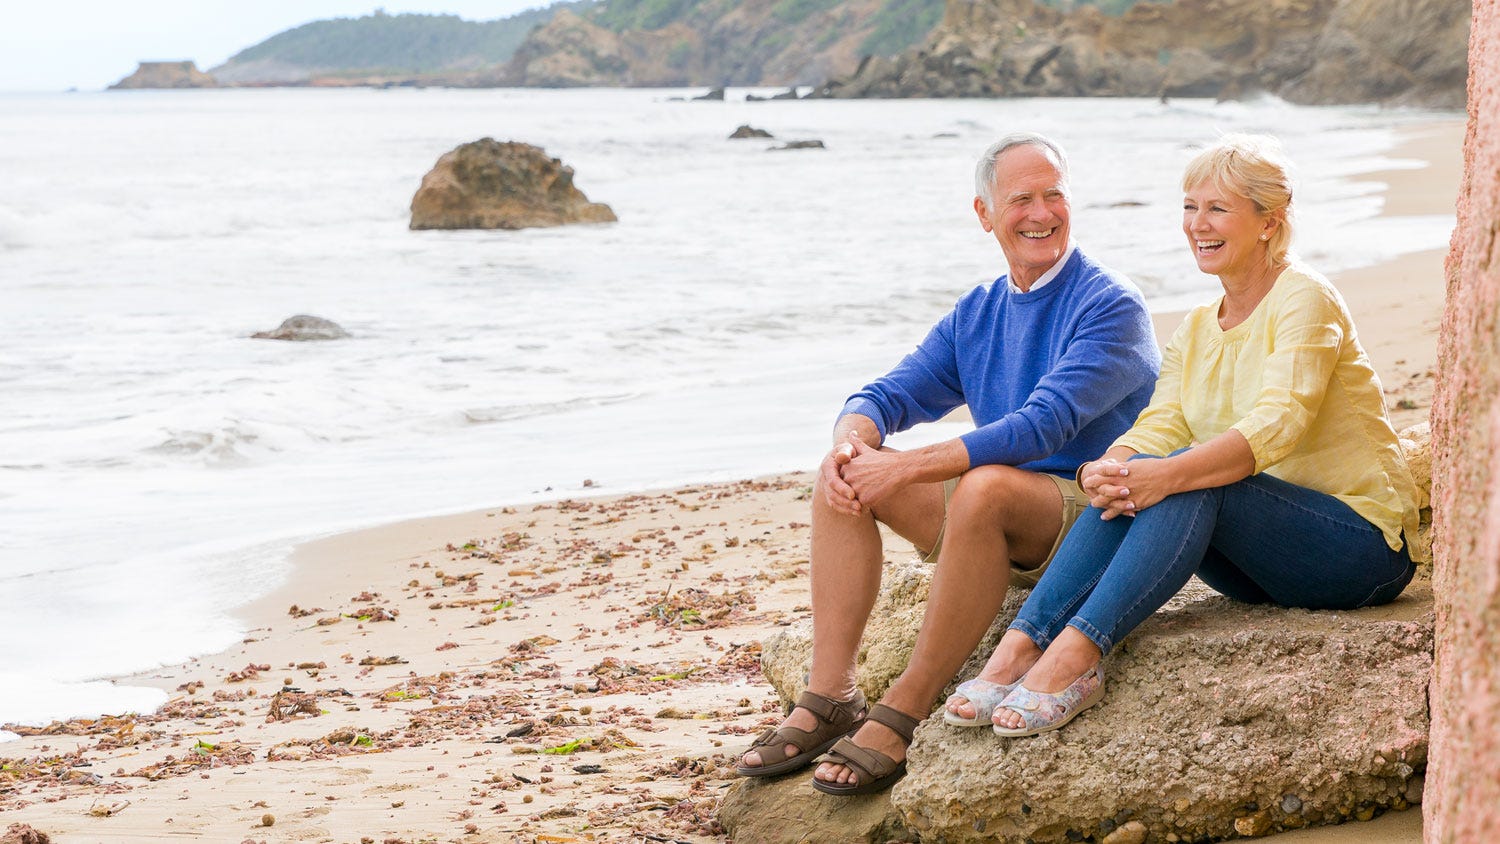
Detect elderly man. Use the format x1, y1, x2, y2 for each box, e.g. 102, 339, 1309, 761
735, 133, 1161, 795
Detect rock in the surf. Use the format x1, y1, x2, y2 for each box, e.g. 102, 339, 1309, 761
409, 139, 616, 231
769, 140, 825, 151
729, 124, 774, 139
251, 315, 350, 341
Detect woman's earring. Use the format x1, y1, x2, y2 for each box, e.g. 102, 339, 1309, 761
1260, 234, 1269, 240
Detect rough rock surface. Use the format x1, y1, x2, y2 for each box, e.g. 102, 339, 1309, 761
409, 139, 615, 231
736, 480, 1437, 842
250, 315, 349, 341
497, 0, 909, 88
1399, 423, 1435, 564
718, 775, 912, 843
1427, 0, 1500, 838
816, 0, 1469, 107
109, 61, 218, 90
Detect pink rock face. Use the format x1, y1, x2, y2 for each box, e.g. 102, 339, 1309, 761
1427, 0, 1500, 839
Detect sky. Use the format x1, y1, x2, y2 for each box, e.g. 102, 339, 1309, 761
0, 2, 550, 92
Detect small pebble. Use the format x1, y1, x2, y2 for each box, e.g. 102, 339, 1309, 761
261, 814, 275, 827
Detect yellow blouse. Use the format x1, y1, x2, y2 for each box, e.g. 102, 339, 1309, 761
1114, 265, 1423, 557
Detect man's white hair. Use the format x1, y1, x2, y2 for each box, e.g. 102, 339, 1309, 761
975, 133, 1070, 208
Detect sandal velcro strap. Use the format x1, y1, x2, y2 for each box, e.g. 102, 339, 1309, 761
793, 689, 863, 723
821, 736, 895, 781
866, 703, 920, 744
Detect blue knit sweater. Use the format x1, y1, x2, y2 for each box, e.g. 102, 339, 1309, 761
840, 249, 1161, 477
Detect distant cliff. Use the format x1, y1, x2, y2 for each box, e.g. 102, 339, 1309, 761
109, 61, 218, 89
497, 0, 945, 87
815, 0, 1471, 107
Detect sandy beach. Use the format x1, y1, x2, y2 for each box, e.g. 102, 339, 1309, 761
0, 118, 1461, 844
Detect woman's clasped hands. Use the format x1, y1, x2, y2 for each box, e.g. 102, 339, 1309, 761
1080, 455, 1175, 520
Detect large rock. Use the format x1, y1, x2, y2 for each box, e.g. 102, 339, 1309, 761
1427, 0, 1500, 837
109, 61, 218, 90
898, 589, 1431, 843
815, 0, 1469, 108
409, 139, 616, 231
719, 775, 912, 843
736, 565, 1433, 841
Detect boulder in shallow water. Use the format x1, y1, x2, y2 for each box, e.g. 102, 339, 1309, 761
251, 315, 349, 342
409, 139, 616, 231
769, 140, 825, 151
729, 124, 774, 139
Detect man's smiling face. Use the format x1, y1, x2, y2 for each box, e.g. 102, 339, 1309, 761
974, 144, 1072, 291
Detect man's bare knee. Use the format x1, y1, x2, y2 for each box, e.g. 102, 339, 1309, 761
948, 465, 1030, 522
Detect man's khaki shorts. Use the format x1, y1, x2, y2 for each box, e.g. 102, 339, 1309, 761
922, 472, 1089, 588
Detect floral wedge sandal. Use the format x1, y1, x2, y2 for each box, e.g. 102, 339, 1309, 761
992, 665, 1105, 737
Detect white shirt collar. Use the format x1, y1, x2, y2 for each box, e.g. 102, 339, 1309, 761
1006, 241, 1077, 295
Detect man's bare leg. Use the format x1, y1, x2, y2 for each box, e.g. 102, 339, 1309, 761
738, 464, 944, 770
813, 465, 1064, 786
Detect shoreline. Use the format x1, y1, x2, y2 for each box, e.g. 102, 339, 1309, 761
0, 118, 1461, 842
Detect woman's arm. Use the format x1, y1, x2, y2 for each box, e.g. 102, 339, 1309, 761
1105, 275, 1346, 517
1091, 431, 1256, 519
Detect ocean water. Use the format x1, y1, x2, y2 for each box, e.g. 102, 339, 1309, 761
0, 88, 1456, 733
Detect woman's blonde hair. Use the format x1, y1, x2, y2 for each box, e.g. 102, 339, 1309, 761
1182, 133, 1295, 266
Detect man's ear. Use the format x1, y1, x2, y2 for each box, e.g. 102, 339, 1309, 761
973, 196, 993, 232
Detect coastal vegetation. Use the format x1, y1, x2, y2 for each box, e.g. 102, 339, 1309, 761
210, 5, 589, 81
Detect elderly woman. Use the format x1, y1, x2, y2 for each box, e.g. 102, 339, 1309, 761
943, 134, 1424, 735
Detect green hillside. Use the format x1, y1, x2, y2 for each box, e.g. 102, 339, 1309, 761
221, 6, 589, 74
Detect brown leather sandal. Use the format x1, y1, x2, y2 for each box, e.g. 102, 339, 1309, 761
735, 689, 867, 778
810, 703, 921, 796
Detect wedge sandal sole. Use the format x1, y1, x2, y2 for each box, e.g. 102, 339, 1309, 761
991, 677, 1106, 737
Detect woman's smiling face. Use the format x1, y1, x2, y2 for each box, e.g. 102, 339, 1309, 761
1182, 180, 1277, 281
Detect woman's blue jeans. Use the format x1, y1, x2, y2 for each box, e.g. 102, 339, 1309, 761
1009, 462, 1416, 656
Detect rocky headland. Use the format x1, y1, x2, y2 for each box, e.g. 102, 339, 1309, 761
814, 0, 1471, 107
495, 0, 931, 88
108, 61, 218, 90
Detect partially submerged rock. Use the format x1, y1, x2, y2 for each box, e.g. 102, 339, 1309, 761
729, 124, 774, 139
251, 315, 349, 341
409, 138, 616, 231
693, 86, 726, 101
746, 87, 801, 101
769, 140, 825, 151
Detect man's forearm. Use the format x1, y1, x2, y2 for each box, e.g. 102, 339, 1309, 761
896, 438, 972, 486
832, 413, 883, 448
